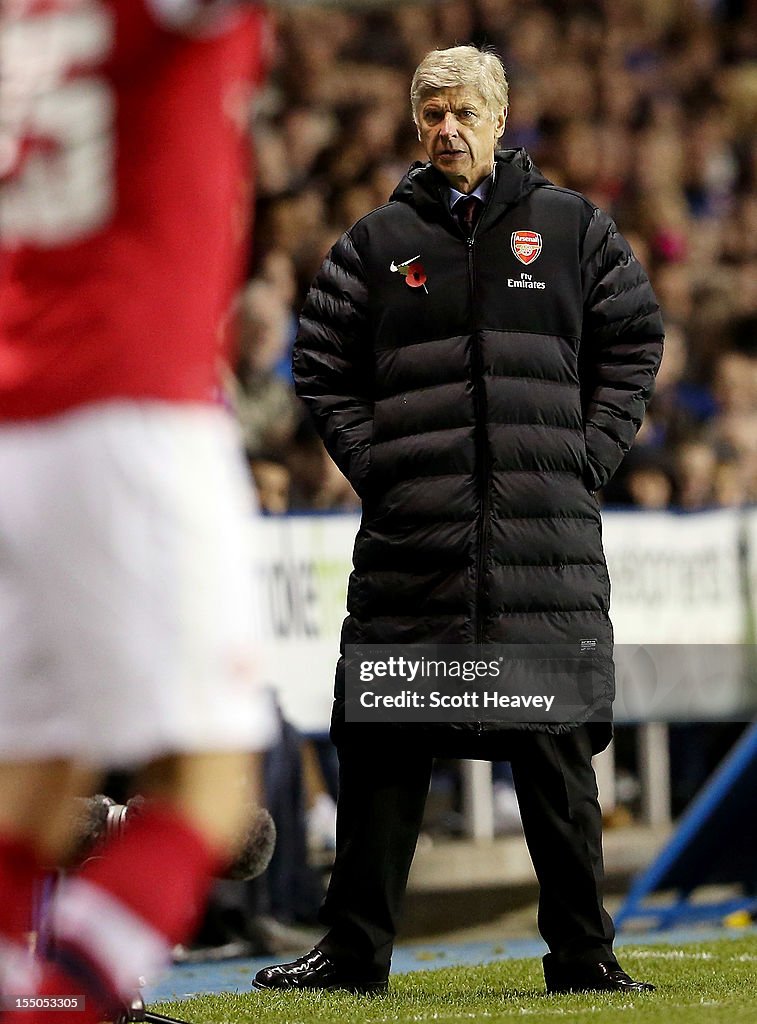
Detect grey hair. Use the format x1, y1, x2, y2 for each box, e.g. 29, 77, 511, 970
410, 45, 509, 124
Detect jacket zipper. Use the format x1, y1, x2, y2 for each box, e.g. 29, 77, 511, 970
466, 217, 489, 734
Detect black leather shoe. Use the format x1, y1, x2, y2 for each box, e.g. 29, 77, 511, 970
253, 947, 388, 994
543, 954, 655, 994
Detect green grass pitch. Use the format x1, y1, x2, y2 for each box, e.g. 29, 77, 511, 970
151, 934, 757, 1023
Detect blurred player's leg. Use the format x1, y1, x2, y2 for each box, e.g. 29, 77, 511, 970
0, 762, 97, 865
0, 405, 276, 1022
137, 751, 265, 850
0, 752, 262, 1023
49, 753, 256, 1020
0, 761, 96, 1013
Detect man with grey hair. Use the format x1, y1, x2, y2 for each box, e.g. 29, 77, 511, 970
254, 45, 662, 997
410, 45, 510, 195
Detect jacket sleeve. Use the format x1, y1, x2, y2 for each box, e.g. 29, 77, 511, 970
580, 208, 664, 491
292, 230, 374, 496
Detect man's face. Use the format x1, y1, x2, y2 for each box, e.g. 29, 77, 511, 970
417, 87, 506, 193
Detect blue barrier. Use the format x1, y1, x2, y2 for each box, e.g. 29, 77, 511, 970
616, 720, 757, 929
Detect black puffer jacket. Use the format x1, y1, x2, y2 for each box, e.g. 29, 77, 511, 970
294, 149, 664, 732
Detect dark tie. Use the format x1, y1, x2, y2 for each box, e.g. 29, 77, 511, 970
455, 195, 481, 234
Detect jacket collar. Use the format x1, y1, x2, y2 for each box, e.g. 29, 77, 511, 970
391, 148, 549, 220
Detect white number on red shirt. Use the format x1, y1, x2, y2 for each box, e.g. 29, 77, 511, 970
0, 3, 114, 247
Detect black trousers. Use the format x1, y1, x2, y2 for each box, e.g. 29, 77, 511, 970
317, 726, 614, 978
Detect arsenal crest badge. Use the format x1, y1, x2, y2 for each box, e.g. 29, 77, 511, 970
511, 230, 542, 266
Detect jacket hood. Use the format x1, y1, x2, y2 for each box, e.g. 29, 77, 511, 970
389, 147, 551, 214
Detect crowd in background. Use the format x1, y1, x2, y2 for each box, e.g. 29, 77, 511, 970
234, 0, 756, 514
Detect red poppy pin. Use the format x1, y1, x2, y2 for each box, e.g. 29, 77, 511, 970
390, 254, 428, 293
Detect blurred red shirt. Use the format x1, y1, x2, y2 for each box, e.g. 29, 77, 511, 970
0, 0, 267, 421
